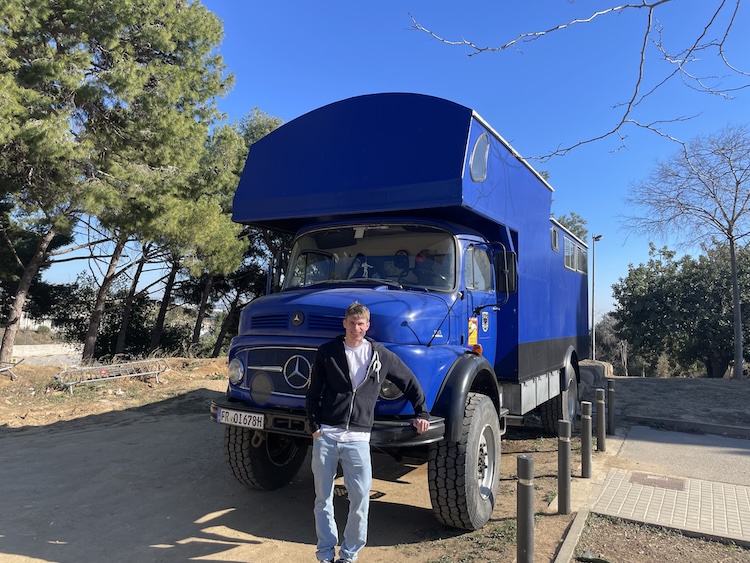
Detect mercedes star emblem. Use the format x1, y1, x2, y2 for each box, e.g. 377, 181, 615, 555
283, 355, 312, 389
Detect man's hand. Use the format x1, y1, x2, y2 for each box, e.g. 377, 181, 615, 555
312, 429, 322, 440
412, 418, 430, 434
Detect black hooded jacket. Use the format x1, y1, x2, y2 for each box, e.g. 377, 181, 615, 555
305, 335, 429, 433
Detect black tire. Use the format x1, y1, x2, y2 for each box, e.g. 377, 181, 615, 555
224, 426, 308, 490
539, 365, 579, 435
428, 392, 501, 530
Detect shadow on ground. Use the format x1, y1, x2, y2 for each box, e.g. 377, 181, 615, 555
0, 389, 460, 563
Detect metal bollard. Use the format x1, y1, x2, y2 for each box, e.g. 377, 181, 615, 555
581, 401, 592, 478
517, 455, 535, 563
596, 388, 606, 452
558, 419, 571, 514
607, 379, 616, 435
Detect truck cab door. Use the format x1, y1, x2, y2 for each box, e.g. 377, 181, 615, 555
463, 244, 497, 366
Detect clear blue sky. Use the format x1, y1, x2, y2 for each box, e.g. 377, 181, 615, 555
52, 1, 750, 322
199, 0, 750, 320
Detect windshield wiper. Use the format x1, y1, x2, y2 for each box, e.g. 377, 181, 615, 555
346, 278, 404, 289
294, 278, 406, 290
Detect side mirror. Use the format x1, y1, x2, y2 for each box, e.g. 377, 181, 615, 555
496, 250, 517, 294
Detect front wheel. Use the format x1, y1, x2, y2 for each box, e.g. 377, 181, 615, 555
428, 392, 501, 530
224, 426, 309, 490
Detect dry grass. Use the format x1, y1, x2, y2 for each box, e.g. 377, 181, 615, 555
0, 357, 227, 427
576, 513, 750, 563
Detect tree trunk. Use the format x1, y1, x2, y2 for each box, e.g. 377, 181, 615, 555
707, 356, 730, 379
149, 260, 180, 353
115, 246, 149, 355
191, 275, 214, 350
729, 238, 745, 379
82, 236, 127, 361
0, 228, 57, 363
211, 296, 240, 357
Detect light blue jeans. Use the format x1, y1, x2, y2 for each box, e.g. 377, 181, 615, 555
312, 434, 372, 562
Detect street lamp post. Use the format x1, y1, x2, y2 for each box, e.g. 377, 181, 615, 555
591, 235, 603, 361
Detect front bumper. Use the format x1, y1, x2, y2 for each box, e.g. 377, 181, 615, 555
210, 397, 446, 448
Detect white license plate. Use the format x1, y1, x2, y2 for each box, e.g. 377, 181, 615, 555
217, 408, 265, 430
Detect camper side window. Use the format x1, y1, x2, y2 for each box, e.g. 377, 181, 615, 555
564, 238, 576, 270
563, 237, 588, 274
470, 133, 490, 182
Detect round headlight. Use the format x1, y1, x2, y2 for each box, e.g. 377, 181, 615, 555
228, 358, 244, 385
379, 379, 404, 400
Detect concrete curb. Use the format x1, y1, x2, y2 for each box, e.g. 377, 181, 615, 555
550, 432, 625, 563
551, 471, 612, 563
553, 507, 591, 563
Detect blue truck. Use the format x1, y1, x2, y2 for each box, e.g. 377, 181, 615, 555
210, 93, 589, 530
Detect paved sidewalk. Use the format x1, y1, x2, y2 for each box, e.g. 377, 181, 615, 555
593, 468, 750, 545
554, 422, 750, 562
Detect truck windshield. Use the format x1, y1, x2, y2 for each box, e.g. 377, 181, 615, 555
285, 224, 457, 291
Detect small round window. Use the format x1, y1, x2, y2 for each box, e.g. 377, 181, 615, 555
470, 133, 490, 182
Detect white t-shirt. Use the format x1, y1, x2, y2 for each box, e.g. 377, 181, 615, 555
321, 340, 372, 443
345, 339, 371, 389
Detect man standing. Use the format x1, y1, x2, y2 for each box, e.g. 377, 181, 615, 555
306, 301, 430, 563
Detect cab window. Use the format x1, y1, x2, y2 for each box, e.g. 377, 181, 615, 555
464, 246, 492, 291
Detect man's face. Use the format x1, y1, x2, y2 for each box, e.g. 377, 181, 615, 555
343, 314, 370, 345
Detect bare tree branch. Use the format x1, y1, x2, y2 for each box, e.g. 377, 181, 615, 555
48, 237, 114, 256
0, 222, 25, 269
411, 1, 748, 160
626, 125, 750, 242
716, 0, 750, 80
409, 4, 663, 54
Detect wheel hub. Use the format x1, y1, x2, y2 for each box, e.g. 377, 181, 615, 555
476, 425, 496, 498
477, 442, 488, 478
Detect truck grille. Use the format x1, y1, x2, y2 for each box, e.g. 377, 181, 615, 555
308, 314, 344, 331
250, 313, 342, 331
250, 314, 288, 329
238, 346, 317, 405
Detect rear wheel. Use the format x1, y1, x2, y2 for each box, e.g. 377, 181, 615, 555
224, 426, 308, 490
539, 364, 579, 434
428, 393, 501, 530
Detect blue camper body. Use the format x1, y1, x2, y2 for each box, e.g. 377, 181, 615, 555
211, 93, 589, 530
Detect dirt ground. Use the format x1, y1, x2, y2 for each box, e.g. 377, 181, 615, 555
1, 360, 749, 562
576, 514, 750, 563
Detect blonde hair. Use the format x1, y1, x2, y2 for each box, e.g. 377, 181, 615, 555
345, 301, 370, 321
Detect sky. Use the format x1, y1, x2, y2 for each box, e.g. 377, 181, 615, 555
198, 0, 750, 321
49, 1, 750, 322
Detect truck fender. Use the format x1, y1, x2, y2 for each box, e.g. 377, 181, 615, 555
560, 346, 580, 392
431, 353, 502, 443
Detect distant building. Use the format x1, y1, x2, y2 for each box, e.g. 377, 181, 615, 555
19, 312, 55, 332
